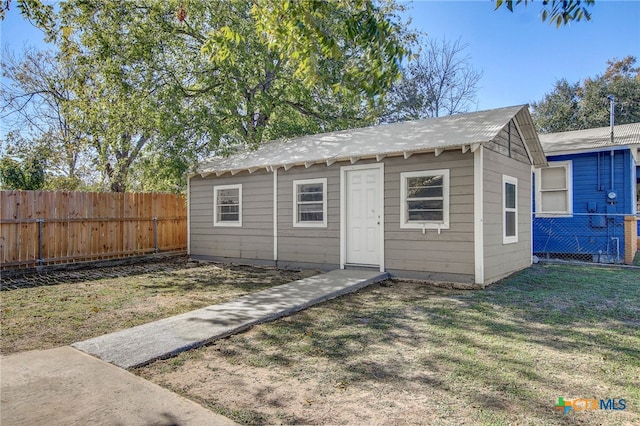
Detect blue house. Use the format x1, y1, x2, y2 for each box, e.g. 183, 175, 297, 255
533, 122, 639, 263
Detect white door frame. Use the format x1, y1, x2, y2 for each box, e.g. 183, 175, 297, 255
340, 163, 385, 272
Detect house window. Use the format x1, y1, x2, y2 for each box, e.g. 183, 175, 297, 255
400, 169, 450, 229
293, 178, 327, 227
503, 175, 518, 244
213, 184, 242, 227
535, 161, 572, 216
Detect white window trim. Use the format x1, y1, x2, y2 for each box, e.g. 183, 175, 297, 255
534, 160, 573, 217
293, 178, 328, 228
400, 169, 450, 230
503, 174, 518, 244
213, 184, 242, 227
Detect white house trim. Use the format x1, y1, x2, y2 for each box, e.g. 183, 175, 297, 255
273, 167, 278, 261
213, 184, 242, 227
474, 146, 484, 285
399, 169, 450, 230
292, 177, 328, 228
534, 160, 573, 217
186, 176, 191, 256
502, 174, 518, 245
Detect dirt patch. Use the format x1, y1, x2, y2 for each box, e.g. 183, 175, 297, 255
136, 267, 640, 425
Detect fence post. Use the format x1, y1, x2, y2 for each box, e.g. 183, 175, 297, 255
624, 216, 638, 265
153, 216, 158, 253
36, 218, 44, 267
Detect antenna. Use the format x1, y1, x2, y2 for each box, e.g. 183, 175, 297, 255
607, 95, 615, 144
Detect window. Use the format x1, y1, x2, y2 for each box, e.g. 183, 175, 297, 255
213, 184, 242, 227
293, 178, 327, 227
400, 169, 450, 229
535, 161, 572, 216
503, 175, 518, 244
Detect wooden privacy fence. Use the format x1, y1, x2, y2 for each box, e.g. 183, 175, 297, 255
0, 191, 187, 270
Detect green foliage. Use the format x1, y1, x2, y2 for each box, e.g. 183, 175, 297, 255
495, 0, 595, 27
248, 0, 411, 97
3, 0, 414, 192
0, 155, 45, 190
0, 0, 55, 35
533, 56, 640, 132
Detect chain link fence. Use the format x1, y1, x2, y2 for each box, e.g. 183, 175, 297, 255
533, 213, 638, 264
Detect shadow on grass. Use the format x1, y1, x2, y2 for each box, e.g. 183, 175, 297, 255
206, 263, 639, 425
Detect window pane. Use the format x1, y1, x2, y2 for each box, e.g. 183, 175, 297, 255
298, 192, 323, 202
300, 212, 323, 222
505, 211, 516, 237
541, 167, 566, 190
505, 182, 516, 209
219, 205, 239, 214
296, 181, 324, 223
299, 203, 323, 213
219, 213, 239, 221
218, 189, 239, 205
407, 186, 443, 198
407, 175, 443, 188
298, 183, 323, 193
408, 200, 444, 210
216, 187, 240, 222
407, 175, 443, 198
541, 191, 567, 212
409, 210, 443, 221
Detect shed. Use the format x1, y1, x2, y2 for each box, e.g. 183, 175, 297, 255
534, 122, 640, 263
188, 105, 547, 286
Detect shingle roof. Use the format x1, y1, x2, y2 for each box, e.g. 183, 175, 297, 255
539, 122, 640, 154
195, 105, 546, 175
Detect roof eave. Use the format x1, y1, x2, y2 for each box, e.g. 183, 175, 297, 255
514, 107, 548, 167
193, 142, 485, 177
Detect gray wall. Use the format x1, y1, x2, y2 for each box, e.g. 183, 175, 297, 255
276, 163, 341, 268
483, 120, 533, 282
190, 128, 533, 284
190, 171, 273, 261
383, 152, 475, 279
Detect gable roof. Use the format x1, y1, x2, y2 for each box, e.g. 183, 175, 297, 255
539, 122, 640, 154
195, 105, 546, 176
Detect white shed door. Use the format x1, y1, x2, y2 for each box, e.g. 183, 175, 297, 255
346, 168, 381, 265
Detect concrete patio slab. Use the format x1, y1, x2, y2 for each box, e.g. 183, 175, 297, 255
0, 347, 236, 426
73, 269, 387, 369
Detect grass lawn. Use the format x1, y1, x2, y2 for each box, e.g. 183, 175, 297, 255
0, 261, 317, 354
135, 264, 640, 425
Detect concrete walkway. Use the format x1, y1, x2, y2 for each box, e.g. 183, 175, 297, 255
0, 347, 236, 426
73, 269, 387, 368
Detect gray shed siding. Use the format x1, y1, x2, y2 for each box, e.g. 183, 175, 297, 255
482, 121, 533, 283
383, 151, 475, 281
190, 171, 273, 261
189, 125, 535, 284
276, 163, 341, 268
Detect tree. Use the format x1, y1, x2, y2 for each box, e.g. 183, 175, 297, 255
533, 56, 640, 132
530, 79, 581, 133
1, 0, 414, 192
1, 48, 93, 189
0, 152, 45, 190
495, 0, 595, 27
2, 1, 411, 97
381, 37, 482, 123
2, 1, 414, 192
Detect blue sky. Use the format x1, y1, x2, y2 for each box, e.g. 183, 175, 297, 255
1, 0, 639, 112
406, 0, 640, 110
